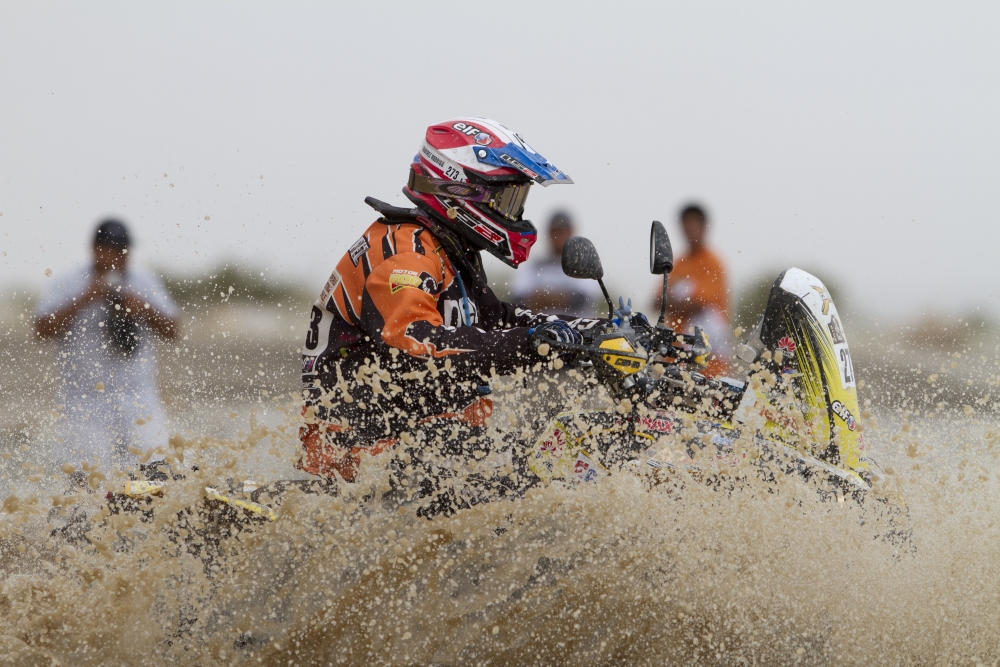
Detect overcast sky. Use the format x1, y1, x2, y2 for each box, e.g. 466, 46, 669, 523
2, 2, 998, 322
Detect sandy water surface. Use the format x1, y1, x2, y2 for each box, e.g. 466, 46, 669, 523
2, 299, 1000, 665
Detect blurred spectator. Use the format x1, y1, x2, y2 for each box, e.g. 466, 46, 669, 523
509, 211, 600, 316
34, 220, 180, 473
654, 204, 731, 375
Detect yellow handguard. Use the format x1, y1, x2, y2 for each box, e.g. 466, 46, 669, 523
691, 326, 712, 368
599, 336, 647, 375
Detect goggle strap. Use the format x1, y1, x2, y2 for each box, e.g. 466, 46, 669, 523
409, 171, 487, 199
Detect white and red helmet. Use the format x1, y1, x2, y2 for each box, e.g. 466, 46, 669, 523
404, 117, 573, 267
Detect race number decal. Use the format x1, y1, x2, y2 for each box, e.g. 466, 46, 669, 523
302, 296, 337, 358
305, 305, 323, 351
840, 347, 855, 387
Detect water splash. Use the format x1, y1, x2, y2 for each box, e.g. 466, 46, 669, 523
1, 391, 999, 665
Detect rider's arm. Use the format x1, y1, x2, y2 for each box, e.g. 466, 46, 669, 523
362, 253, 537, 375
478, 285, 603, 333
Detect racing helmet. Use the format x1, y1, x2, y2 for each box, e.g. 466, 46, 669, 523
404, 117, 573, 267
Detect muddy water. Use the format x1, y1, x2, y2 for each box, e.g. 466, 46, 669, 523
2, 291, 1000, 666
2, 377, 999, 667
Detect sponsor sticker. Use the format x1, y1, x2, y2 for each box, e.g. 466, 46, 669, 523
473, 224, 504, 244
498, 153, 539, 179
452, 122, 486, 138
474, 132, 492, 146
442, 298, 479, 327
302, 356, 317, 374
419, 273, 438, 294
538, 427, 567, 459
828, 315, 846, 345
348, 236, 370, 266
421, 145, 446, 169
831, 400, 856, 431
638, 415, 673, 434
573, 453, 601, 482
389, 269, 438, 295
319, 269, 342, 303
778, 336, 796, 353
389, 269, 422, 294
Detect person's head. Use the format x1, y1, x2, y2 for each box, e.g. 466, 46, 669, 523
548, 211, 574, 257
679, 204, 709, 253
92, 219, 131, 272
404, 117, 573, 268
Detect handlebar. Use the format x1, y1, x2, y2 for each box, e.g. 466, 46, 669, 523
532, 317, 735, 416
532, 322, 710, 365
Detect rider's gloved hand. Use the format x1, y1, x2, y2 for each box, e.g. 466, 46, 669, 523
629, 312, 651, 329
529, 320, 583, 346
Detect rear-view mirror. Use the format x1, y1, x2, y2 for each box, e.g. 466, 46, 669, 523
561, 236, 604, 281
650, 220, 673, 275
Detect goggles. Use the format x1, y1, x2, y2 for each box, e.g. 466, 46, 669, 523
408, 170, 531, 222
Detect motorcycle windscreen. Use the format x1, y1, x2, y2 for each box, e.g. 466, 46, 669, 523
745, 268, 865, 474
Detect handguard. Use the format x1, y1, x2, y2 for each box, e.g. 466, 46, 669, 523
690, 326, 712, 368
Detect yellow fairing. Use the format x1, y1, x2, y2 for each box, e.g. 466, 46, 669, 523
793, 314, 865, 473
741, 269, 867, 481
771, 271, 864, 475
599, 337, 646, 375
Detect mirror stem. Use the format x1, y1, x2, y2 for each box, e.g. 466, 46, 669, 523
597, 278, 615, 322
656, 274, 669, 328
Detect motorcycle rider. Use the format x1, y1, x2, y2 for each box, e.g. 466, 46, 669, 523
297, 118, 602, 514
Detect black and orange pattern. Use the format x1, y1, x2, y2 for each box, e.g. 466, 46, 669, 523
298, 210, 599, 481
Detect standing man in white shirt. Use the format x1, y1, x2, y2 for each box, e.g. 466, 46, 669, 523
509, 211, 600, 317
34, 219, 180, 473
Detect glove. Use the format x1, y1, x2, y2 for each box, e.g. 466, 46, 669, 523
529, 320, 583, 346
629, 312, 651, 329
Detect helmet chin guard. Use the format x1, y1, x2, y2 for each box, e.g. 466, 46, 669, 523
404, 117, 572, 267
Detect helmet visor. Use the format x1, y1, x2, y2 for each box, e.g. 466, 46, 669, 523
472, 141, 573, 187
408, 171, 531, 222
489, 182, 530, 221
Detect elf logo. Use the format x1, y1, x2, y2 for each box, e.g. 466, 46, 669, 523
453, 122, 484, 136
453, 122, 493, 145
831, 400, 856, 431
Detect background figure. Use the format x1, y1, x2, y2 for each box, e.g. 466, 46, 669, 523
509, 211, 601, 317
655, 204, 731, 376
34, 220, 180, 472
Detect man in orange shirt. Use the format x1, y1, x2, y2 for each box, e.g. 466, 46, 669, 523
655, 204, 731, 376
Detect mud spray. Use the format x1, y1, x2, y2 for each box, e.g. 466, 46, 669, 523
2, 365, 999, 667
